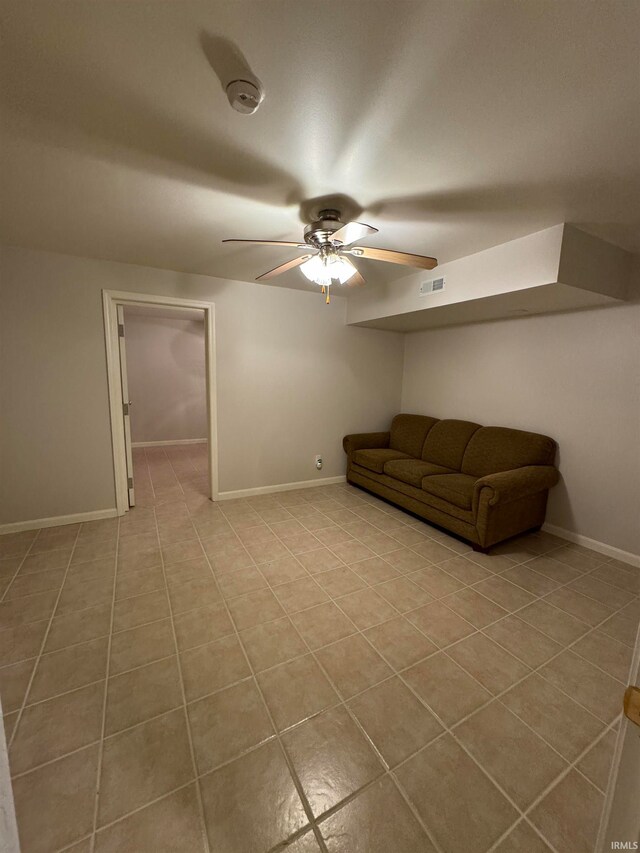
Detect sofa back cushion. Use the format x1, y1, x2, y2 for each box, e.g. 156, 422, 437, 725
421, 419, 481, 470
461, 426, 557, 477
389, 414, 438, 458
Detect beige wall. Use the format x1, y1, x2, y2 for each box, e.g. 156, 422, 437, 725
401, 303, 640, 555
0, 246, 404, 524
124, 312, 207, 444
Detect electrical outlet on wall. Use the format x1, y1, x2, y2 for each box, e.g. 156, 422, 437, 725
315, 455, 323, 470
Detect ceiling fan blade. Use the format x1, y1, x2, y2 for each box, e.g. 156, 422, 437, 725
256, 254, 313, 281
348, 246, 437, 270
222, 239, 308, 249
330, 221, 378, 246
347, 268, 365, 288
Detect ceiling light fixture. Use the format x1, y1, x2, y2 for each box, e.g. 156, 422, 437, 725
300, 253, 357, 302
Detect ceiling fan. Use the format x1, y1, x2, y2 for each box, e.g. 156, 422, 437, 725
223, 209, 437, 303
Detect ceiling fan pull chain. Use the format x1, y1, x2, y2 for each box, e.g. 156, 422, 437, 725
326, 287, 331, 304
321, 285, 325, 294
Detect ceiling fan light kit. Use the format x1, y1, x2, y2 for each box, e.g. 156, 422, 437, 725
223, 207, 438, 305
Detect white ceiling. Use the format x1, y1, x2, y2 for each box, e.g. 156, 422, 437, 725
1, 1, 638, 296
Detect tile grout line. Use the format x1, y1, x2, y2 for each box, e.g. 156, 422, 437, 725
186, 498, 333, 853
6, 525, 84, 752
88, 515, 120, 853
150, 500, 212, 853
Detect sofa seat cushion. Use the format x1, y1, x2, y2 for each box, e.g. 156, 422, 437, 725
421, 473, 478, 510
352, 448, 412, 474
384, 459, 455, 488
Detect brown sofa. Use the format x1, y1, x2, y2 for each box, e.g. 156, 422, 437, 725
343, 414, 559, 552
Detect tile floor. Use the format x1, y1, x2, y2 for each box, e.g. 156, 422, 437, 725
0, 443, 638, 852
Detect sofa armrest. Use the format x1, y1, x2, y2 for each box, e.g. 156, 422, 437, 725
474, 466, 559, 507
343, 431, 390, 457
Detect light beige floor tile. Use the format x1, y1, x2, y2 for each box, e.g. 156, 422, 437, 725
517, 599, 590, 645
406, 601, 475, 648
173, 602, 234, 650
31, 525, 80, 553
28, 636, 108, 703
577, 729, 616, 791
501, 673, 604, 761
0, 531, 38, 559
551, 546, 605, 572
0, 620, 48, 667
543, 587, 613, 627
71, 540, 117, 566
284, 829, 323, 852
9, 681, 103, 775
98, 708, 193, 826
199, 740, 308, 853
364, 616, 437, 670
335, 587, 398, 630
472, 576, 536, 612
12, 744, 99, 853
4, 568, 65, 599
443, 588, 508, 628
407, 565, 464, 598
493, 821, 554, 852
117, 549, 162, 574
188, 678, 274, 773
316, 634, 393, 699
112, 589, 170, 632
349, 676, 443, 767
569, 574, 635, 611
0, 590, 59, 629
217, 565, 268, 599
413, 539, 458, 564
529, 770, 603, 853
0, 658, 35, 712
455, 701, 567, 807
396, 733, 518, 853
439, 555, 492, 585
318, 775, 436, 853
167, 577, 222, 615
163, 556, 212, 587
180, 634, 250, 701
260, 556, 309, 586
227, 587, 285, 630
273, 577, 330, 613
283, 706, 384, 817
573, 629, 634, 682
593, 563, 640, 594
382, 547, 431, 574
599, 610, 640, 647
16, 550, 69, 575
109, 618, 173, 675
501, 565, 560, 596
115, 564, 165, 600
246, 539, 290, 563
539, 650, 621, 722
56, 576, 114, 616
374, 577, 433, 613
94, 783, 206, 853
483, 615, 562, 667
297, 547, 345, 573
525, 554, 581, 585
447, 633, 529, 695
241, 617, 307, 671
351, 556, 400, 585
290, 601, 357, 650
64, 557, 115, 584
467, 551, 517, 573
257, 654, 338, 731
313, 566, 367, 597
404, 651, 492, 726
161, 539, 204, 566
105, 655, 182, 734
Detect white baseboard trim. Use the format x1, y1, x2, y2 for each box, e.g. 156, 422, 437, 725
132, 439, 207, 448
542, 522, 640, 568
0, 508, 119, 535
217, 475, 346, 501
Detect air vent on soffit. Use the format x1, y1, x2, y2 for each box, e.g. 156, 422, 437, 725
419, 276, 445, 296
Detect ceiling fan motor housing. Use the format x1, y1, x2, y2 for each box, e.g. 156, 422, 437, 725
304, 209, 345, 250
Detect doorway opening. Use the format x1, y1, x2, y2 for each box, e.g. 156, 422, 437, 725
102, 290, 218, 514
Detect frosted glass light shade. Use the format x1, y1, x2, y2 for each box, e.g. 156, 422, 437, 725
301, 254, 357, 286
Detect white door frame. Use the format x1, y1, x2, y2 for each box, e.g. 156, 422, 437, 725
102, 289, 219, 514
